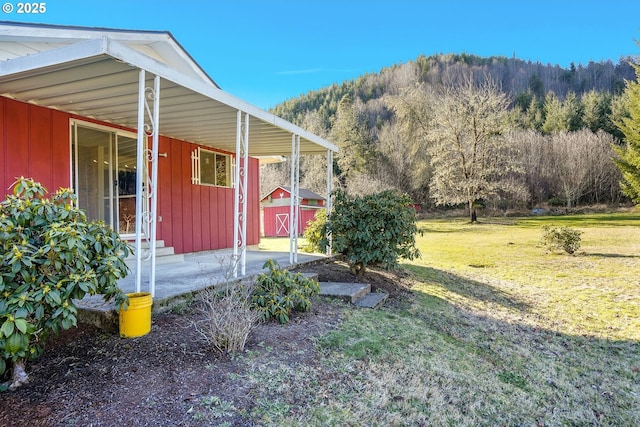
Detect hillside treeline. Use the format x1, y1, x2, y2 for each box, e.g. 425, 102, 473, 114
263, 53, 637, 211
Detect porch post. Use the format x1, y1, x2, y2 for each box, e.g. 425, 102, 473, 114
326, 149, 333, 256
148, 75, 160, 297
289, 134, 300, 265
134, 69, 146, 293
233, 110, 249, 277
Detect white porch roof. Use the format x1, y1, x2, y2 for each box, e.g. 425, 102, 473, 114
0, 21, 337, 156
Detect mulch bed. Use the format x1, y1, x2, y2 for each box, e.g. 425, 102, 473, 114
0, 260, 413, 426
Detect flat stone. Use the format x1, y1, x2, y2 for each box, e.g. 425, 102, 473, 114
319, 282, 370, 303
355, 292, 389, 309
300, 272, 319, 281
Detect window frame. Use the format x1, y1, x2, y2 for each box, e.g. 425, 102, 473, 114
197, 147, 233, 188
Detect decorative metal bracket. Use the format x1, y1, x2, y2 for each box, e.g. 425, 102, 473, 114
134, 70, 161, 296
233, 111, 249, 277
289, 134, 300, 264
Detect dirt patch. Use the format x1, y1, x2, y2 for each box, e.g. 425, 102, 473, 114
0, 260, 412, 427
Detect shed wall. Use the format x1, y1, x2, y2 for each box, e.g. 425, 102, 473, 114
262, 205, 322, 237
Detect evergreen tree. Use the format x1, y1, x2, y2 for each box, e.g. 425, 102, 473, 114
610, 93, 631, 141
524, 95, 545, 131
542, 91, 582, 133
542, 91, 568, 133
582, 90, 610, 133
329, 95, 373, 187
613, 61, 640, 204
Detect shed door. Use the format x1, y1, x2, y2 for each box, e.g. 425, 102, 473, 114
275, 213, 289, 236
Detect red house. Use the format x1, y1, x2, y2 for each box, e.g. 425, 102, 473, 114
261, 186, 325, 237
0, 22, 337, 296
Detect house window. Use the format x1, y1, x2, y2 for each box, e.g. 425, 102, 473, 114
195, 148, 232, 187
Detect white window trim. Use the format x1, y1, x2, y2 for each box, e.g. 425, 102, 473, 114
192, 147, 234, 188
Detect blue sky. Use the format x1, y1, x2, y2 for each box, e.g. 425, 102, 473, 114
4, 0, 640, 109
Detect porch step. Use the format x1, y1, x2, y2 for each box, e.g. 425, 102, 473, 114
124, 241, 184, 267
125, 240, 165, 249
318, 281, 388, 309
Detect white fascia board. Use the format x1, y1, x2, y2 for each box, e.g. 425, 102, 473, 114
0, 22, 167, 44
0, 37, 106, 77
105, 39, 339, 153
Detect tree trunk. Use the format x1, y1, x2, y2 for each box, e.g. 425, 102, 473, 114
9, 360, 29, 390
469, 200, 478, 223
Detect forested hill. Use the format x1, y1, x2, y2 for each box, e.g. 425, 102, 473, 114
262, 53, 638, 211
270, 53, 635, 128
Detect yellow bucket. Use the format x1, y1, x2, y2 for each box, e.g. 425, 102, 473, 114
119, 292, 153, 338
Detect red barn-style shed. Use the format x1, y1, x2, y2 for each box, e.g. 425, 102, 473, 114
261, 186, 325, 237
0, 22, 337, 296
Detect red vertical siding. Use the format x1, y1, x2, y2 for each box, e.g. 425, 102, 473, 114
2, 98, 262, 255
301, 209, 320, 233
262, 205, 322, 237
51, 110, 70, 190
248, 157, 260, 245
169, 139, 184, 253
29, 106, 53, 190
190, 175, 201, 252
156, 141, 262, 253
157, 137, 172, 245
181, 143, 194, 252
0, 98, 5, 190
5, 100, 29, 187
224, 187, 234, 248
1, 98, 72, 196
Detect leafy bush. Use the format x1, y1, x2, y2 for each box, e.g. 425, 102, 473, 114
0, 178, 130, 390
321, 190, 421, 275
541, 225, 583, 254
302, 208, 326, 253
547, 197, 566, 207
251, 259, 320, 324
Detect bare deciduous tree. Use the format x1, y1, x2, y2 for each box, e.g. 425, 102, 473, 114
384, 82, 434, 204
428, 76, 523, 221
550, 130, 621, 208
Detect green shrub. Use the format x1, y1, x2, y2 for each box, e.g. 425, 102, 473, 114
302, 208, 326, 253
0, 178, 130, 390
251, 259, 320, 324
321, 190, 421, 275
547, 197, 566, 207
541, 225, 583, 254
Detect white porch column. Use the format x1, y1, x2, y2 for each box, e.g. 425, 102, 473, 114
133, 69, 160, 296
233, 110, 249, 277
148, 75, 161, 297
289, 134, 300, 265
134, 69, 146, 293
326, 149, 333, 256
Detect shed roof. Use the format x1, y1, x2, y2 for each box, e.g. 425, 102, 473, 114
261, 186, 325, 202
0, 21, 338, 156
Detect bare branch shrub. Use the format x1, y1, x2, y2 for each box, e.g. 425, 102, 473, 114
193, 257, 259, 354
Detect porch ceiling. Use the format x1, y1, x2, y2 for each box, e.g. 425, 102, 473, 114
0, 23, 337, 156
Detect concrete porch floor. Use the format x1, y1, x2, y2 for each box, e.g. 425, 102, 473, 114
77, 248, 328, 319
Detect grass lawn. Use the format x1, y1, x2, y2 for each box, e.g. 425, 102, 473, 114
253, 212, 640, 426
